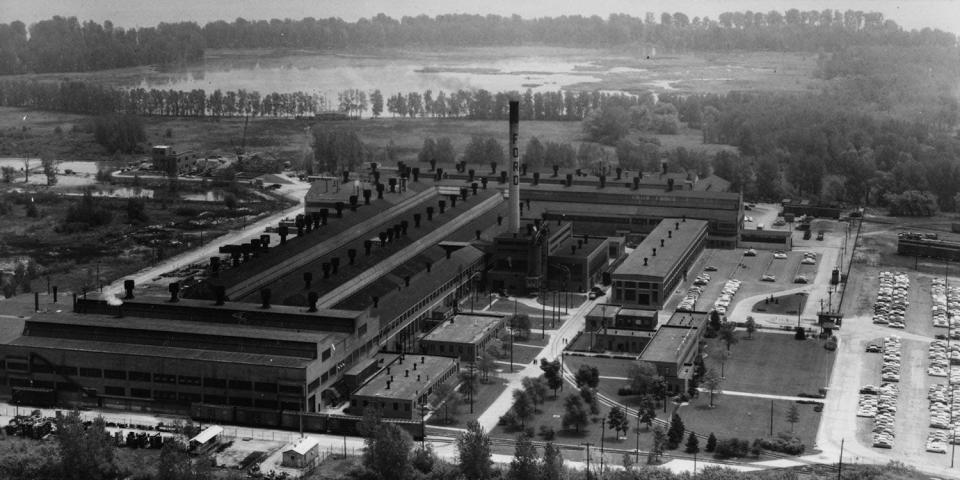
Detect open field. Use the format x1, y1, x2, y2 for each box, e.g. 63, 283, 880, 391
428, 377, 509, 429
703, 333, 834, 397
677, 395, 822, 449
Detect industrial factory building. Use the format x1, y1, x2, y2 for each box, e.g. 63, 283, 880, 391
611, 218, 709, 310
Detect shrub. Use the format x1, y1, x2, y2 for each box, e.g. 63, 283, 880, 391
705, 433, 717, 452
524, 426, 535, 438
713, 438, 750, 459
758, 433, 806, 455
539, 426, 555, 441
794, 326, 806, 340
498, 411, 519, 431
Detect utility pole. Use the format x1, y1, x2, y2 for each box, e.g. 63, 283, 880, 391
769, 399, 774, 436
635, 410, 641, 464
511, 298, 516, 373
419, 402, 427, 449
581, 442, 594, 480
837, 438, 844, 480
600, 418, 606, 479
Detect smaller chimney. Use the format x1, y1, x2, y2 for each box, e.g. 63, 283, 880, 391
653, 247, 657, 256
386, 381, 390, 390
417, 374, 421, 381
260, 288, 271, 309
571, 245, 576, 255
404, 276, 411, 287
660, 238, 664, 247
422, 356, 425, 364
643, 257, 648, 266
413, 363, 417, 370
668, 230, 672, 238
676, 222, 679, 230
405, 370, 409, 377
372, 296, 379, 308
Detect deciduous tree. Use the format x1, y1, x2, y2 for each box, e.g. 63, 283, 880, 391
574, 364, 599, 388
457, 421, 492, 480
561, 394, 589, 433
507, 433, 539, 480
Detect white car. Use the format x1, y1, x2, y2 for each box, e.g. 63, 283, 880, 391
773, 252, 788, 259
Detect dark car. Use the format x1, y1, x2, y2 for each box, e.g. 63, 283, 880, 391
816, 232, 824, 241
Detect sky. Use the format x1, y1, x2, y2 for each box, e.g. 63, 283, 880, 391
2, 0, 959, 34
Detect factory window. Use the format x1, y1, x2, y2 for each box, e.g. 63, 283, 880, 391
130, 389, 151, 399
320, 373, 328, 384
204, 377, 227, 388
255, 399, 277, 409
280, 401, 300, 411
104, 369, 126, 380
308, 378, 321, 391
393, 402, 399, 411
358, 323, 367, 336
8, 378, 29, 387
178, 392, 201, 403
229, 397, 253, 407
178, 375, 201, 386
129, 371, 151, 382
79, 368, 101, 377
153, 374, 176, 384
279, 384, 302, 395
254, 382, 277, 393
229, 380, 252, 390
104, 386, 125, 396
56, 382, 79, 392
32, 364, 54, 374
154, 390, 177, 401
405, 403, 411, 412
203, 394, 226, 405
56, 366, 77, 376
322, 348, 331, 361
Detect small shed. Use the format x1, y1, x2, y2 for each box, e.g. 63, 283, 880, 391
188, 425, 223, 455
281, 436, 320, 469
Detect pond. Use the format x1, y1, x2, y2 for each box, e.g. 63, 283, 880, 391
64, 187, 240, 203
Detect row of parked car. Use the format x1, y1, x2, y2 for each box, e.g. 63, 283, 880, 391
712, 279, 743, 316
927, 340, 956, 377
881, 335, 902, 382
872, 271, 910, 329
857, 385, 879, 418
872, 381, 900, 449
926, 383, 960, 453
931, 278, 960, 339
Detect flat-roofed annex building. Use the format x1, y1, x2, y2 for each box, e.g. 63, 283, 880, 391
638, 311, 708, 394
349, 354, 459, 420
420, 313, 507, 362
612, 218, 708, 309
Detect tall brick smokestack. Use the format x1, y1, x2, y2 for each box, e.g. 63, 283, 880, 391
509, 100, 520, 233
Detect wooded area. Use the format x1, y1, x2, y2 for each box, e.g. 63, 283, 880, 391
0, 10, 956, 75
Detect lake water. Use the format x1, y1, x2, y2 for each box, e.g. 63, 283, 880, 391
131, 48, 637, 98
78, 187, 234, 202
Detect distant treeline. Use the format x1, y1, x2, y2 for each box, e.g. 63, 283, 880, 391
0, 80, 646, 122
1, 10, 957, 75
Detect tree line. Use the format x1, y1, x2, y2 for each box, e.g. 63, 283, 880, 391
0, 79, 646, 121
0, 16, 203, 74
2, 10, 955, 75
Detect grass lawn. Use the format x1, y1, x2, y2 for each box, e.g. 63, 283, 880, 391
427, 377, 509, 429
488, 392, 657, 462
750, 292, 808, 315
488, 300, 549, 317
304, 456, 361, 480
703, 332, 835, 397
535, 293, 587, 309
676, 394, 822, 449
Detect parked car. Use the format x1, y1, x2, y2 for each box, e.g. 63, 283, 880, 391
803, 230, 812, 240
704, 265, 718, 272
744, 249, 757, 257
773, 252, 788, 259
761, 274, 776, 282
794, 275, 808, 284
817, 231, 825, 241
